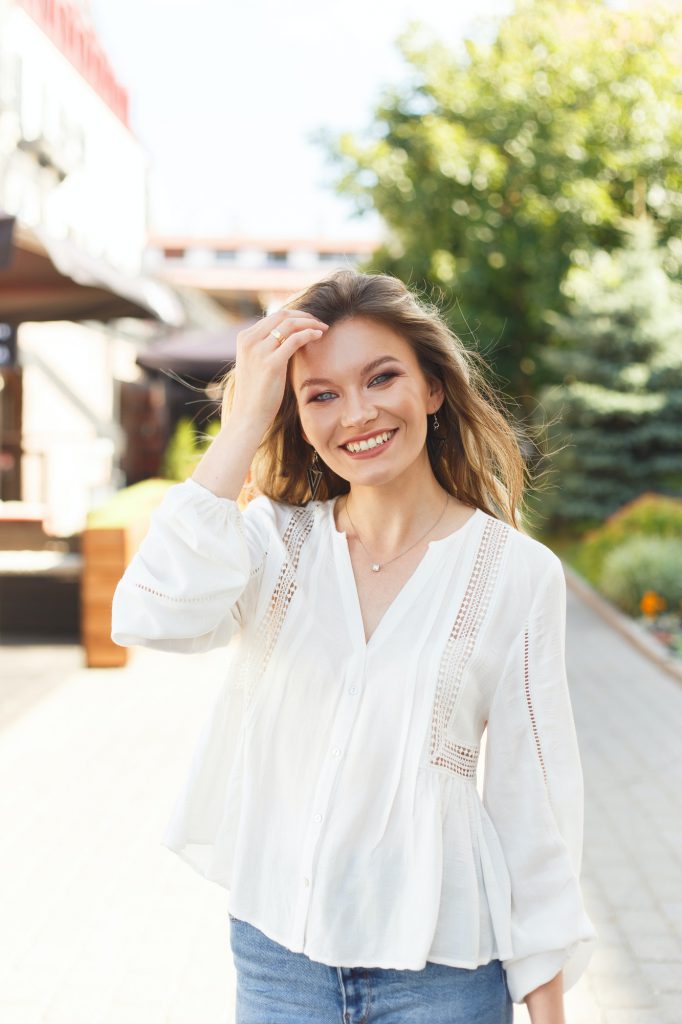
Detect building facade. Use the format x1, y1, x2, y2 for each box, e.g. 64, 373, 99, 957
0, 0, 146, 271
0, 0, 150, 534
145, 235, 379, 317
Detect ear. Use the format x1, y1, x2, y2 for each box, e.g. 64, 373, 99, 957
426, 375, 445, 414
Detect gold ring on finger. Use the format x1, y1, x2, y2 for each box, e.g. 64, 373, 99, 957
269, 328, 285, 344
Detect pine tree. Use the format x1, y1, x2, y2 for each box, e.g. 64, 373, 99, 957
535, 217, 682, 531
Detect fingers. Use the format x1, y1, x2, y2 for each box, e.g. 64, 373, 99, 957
267, 317, 329, 345
272, 325, 329, 366
241, 309, 328, 345
228, 308, 328, 430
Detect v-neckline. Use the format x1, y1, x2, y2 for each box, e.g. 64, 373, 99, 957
327, 497, 482, 653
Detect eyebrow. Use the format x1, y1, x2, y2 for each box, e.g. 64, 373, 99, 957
299, 356, 404, 391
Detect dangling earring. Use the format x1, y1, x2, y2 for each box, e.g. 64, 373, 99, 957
306, 449, 324, 500
428, 411, 447, 459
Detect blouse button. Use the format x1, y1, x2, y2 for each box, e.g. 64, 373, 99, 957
303, 877, 310, 887
331, 747, 341, 757
313, 813, 323, 823
349, 686, 358, 695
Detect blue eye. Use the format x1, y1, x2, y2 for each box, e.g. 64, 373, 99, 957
310, 372, 396, 403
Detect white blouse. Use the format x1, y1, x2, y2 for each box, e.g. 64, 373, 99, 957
110, 476, 597, 1005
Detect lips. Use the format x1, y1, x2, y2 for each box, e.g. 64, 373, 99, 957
340, 428, 398, 458
340, 428, 396, 446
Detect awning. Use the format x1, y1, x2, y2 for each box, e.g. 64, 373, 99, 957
0, 224, 186, 326
136, 318, 261, 381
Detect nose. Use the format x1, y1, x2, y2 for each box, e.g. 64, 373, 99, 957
337, 401, 376, 430
339, 390, 378, 429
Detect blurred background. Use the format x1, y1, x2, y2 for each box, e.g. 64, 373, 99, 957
1, 1, 681, 1022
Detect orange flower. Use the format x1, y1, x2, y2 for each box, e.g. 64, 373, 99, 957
640, 590, 667, 616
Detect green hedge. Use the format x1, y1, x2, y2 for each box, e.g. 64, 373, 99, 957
572, 492, 682, 587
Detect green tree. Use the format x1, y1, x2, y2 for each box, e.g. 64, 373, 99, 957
535, 216, 682, 531
319, 0, 682, 406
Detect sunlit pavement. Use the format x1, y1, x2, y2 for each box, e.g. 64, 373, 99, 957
0, 583, 681, 1023
562, 587, 682, 1024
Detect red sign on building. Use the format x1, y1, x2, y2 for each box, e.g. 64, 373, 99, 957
16, 0, 129, 126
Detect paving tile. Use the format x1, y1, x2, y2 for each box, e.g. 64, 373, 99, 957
627, 933, 682, 963
616, 911, 678, 941
655, 992, 682, 1024
604, 1012, 669, 1024
638, 961, 682, 994
594, 977, 658, 1009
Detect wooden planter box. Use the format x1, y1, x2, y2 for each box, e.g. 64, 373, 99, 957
81, 480, 174, 668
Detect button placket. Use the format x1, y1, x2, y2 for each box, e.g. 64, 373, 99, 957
291, 650, 368, 950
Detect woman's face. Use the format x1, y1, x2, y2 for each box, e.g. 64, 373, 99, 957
290, 315, 443, 485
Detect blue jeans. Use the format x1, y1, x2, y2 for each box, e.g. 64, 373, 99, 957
229, 914, 513, 1024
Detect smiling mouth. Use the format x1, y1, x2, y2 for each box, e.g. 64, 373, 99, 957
341, 428, 398, 457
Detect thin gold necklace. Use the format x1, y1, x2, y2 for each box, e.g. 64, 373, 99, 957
342, 492, 450, 573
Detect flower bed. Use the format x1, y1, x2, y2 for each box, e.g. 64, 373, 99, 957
638, 598, 682, 658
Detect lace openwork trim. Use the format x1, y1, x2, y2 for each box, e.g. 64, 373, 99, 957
245, 505, 315, 704
249, 552, 267, 579
429, 517, 509, 777
133, 548, 266, 604
524, 623, 548, 786
134, 582, 215, 603
431, 740, 480, 778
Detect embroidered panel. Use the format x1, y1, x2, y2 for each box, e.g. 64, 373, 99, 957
133, 582, 215, 603
133, 542, 266, 603
246, 505, 316, 704
432, 740, 480, 779
523, 623, 548, 785
428, 516, 509, 776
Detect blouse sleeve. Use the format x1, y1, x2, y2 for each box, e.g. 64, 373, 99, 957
482, 553, 597, 1005
110, 477, 270, 654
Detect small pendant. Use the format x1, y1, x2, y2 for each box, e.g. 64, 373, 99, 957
372, 563, 381, 572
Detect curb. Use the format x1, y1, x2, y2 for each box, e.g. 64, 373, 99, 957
562, 562, 682, 685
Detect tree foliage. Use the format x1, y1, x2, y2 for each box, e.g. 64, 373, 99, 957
536, 217, 682, 529
319, 0, 682, 403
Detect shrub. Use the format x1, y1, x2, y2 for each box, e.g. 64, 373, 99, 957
599, 535, 682, 617
574, 492, 682, 586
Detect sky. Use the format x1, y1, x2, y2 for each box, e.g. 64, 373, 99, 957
88, 0, 513, 241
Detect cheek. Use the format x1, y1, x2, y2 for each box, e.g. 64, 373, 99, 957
299, 405, 340, 451
297, 405, 318, 443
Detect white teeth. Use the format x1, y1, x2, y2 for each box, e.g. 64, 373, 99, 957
344, 430, 395, 453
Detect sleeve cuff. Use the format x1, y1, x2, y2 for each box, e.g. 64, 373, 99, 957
503, 931, 597, 1004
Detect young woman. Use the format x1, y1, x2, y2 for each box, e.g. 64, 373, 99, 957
112, 269, 596, 1024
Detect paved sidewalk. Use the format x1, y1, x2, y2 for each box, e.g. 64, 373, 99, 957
563, 588, 682, 1024
0, 584, 681, 1023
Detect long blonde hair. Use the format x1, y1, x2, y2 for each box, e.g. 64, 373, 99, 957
220, 269, 536, 528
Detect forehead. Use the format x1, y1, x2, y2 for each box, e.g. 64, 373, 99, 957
290, 317, 414, 387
